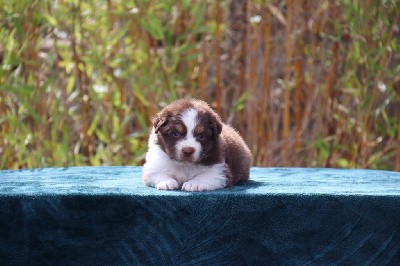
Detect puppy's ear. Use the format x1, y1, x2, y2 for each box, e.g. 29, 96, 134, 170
208, 112, 223, 136
153, 114, 169, 133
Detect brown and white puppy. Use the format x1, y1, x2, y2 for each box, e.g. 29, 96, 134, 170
142, 98, 252, 191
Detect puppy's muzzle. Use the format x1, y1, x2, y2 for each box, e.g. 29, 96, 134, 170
181, 147, 195, 158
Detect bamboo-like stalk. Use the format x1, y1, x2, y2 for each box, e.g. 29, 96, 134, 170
107, 0, 115, 29
322, 1, 348, 168
282, 0, 294, 166
248, 8, 259, 160
323, 35, 339, 168
107, 0, 126, 116
224, 0, 247, 131
214, 0, 222, 115
186, 8, 199, 97
292, 0, 303, 159
198, 34, 207, 101
0, 90, 10, 168
175, 0, 185, 36
149, 32, 163, 118
354, 1, 373, 167
293, 40, 303, 156
301, 0, 317, 133
71, 0, 91, 158
187, 37, 196, 96
238, 0, 248, 134
260, 3, 273, 165
306, 3, 332, 166
195, 2, 209, 101
293, 0, 305, 165
21, 5, 44, 145
174, 0, 193, 97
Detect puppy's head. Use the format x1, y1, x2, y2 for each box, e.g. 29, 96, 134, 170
153, 99, 222, 164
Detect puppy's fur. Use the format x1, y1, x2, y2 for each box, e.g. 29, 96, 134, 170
142, 98, 252, 191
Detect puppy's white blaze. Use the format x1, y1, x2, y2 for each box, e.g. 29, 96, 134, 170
180, 108, 198, 131
177, 108, 202, 161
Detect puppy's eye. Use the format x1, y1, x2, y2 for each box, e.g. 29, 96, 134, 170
196, 134, 205, 141
172, 131, 181, 138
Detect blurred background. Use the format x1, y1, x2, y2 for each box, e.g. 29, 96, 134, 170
0, 0, 399, 170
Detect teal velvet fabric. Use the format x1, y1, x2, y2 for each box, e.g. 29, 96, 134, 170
1, 167, 400, 265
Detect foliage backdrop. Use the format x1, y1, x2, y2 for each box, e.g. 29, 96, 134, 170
0, 0, 399, 170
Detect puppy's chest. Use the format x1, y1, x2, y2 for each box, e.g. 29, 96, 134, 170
168, 162, 210, 181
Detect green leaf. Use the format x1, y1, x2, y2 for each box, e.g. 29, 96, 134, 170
95, 129, 110, 143
337, 158, 349, 168
88, 113, 100, 136
25, 104, 44, 124
44, 15, 58, 27
134, 110, 148, 130
231, 92, 249, 113
183, 53, 200, 62
132, 85, 149, 106
12, 15, 24, 40
141, 13, 164, 40
190, 1, 206, 28
112, 113, 120, 134
66, 76, 75, 94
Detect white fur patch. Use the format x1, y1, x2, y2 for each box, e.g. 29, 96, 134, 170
181, 163, 227, 191
176, 108, 202, 162
156, 178, 179, 190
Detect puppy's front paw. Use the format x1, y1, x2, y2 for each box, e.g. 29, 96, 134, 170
156, 179, 179, 190
182, 180, 210, 192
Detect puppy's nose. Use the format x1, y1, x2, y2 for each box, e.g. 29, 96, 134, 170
182, 147, 195, 157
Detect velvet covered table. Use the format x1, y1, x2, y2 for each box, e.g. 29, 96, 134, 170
0, 167, 400, 265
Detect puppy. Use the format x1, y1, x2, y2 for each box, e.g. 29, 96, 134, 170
142, 98, 252, 191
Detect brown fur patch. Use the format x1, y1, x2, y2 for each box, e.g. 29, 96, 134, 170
194, 125, 205, 135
